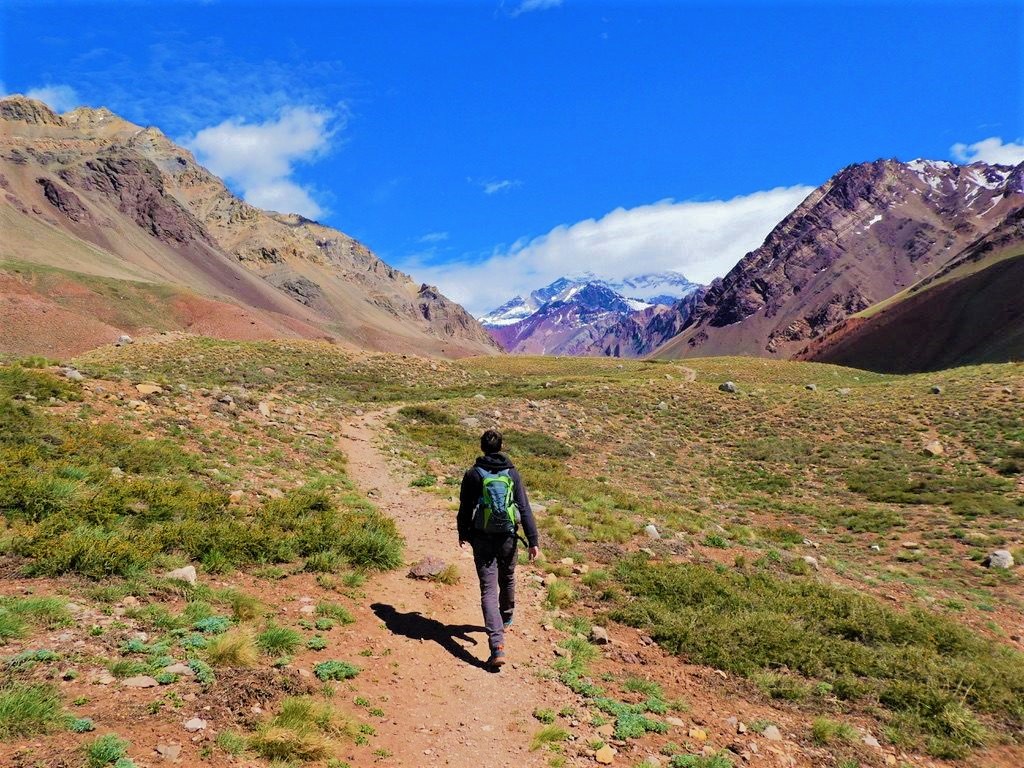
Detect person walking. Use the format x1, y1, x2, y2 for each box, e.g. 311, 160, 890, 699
458, 429, 540, 670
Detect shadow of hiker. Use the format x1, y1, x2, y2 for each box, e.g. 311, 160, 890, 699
371, 603, 491, 671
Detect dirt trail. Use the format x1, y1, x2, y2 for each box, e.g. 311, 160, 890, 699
340, 409, 562, 766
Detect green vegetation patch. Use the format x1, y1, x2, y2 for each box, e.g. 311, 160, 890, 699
613, 555, 1024, 755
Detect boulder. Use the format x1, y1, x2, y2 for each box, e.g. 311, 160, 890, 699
136, 383, 163, 396
163, 565, 197, 585
408, 556, 448, 579
719, 381, 738, 394
122, 675, 159, 688
985, 550, 1015, 569
589, 626, 610, 645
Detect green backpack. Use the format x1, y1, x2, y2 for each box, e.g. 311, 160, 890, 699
474, 467, 520, 534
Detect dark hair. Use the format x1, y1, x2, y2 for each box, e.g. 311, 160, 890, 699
480, 429, 503, 454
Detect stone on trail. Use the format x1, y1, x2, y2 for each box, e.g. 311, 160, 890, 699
589, 626, 610, 645
985, 550, 1015, 569
183, 717, 207, 732
643, 524, 661, 539
408, 556, 449, 579
163, 565, 197, 585
155, 743, 181, 761
123, 675, 160, 688
595, 744, 615, 764
719, 381, 738, 394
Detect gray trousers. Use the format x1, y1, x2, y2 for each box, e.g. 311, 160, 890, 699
471, 533, 517, 652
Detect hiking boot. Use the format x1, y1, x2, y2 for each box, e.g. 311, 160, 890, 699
502, 612, 514, 630
487, 646, 507, 670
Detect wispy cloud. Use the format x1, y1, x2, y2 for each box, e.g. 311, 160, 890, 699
476, 178, 522, 195
186, 106, 338, 220
24, 84, 81, 112
418, 231, 450, 243
509, 0, 563, 17
402, 186, 814, 315
951, 137, 1024, 166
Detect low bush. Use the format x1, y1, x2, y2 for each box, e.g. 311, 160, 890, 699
314, 660, 360, 681
0, 683, 64, 738
257, 625, 303, 655
206, 628, 258, 668
84, 733, 130, 767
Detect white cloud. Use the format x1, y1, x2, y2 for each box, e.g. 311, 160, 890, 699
419, 231, 449, 243
481, 178, 522, 195
404, 186, 814, 315
510, 0, 563, 16
186, 106, 337, 219
951, 137, 1024, 166
24, 84, 81, 112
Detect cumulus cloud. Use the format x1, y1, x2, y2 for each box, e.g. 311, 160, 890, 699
404, 186, 814, 315
186, 106, 337, 219
951, 137, 1024, 166
510, 0, 563, 16
24, 84, 81, 112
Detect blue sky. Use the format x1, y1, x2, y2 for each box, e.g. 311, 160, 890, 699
2, 0, 1022, 313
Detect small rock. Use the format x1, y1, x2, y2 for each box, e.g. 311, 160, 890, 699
870, 544, 882, 552
408, 556, 448, 579
900, 541, 920, 550
473, 394, 486, 401
985, 550, 1015, 569
553, 647, 569, 658
658, 401, 668, 410
559, 557, 575, 565
163, 565, 197, 585
596, 723, 615, 738
265, 487, 285, 499
930, 385, 944, 395
665, 716, 685, 727
542, 573, 558, 587
122, 675, 159, 688
136, 383, 163, 396
595, 744, 615, 764
589, 626, 610, 645
836, 387, 852, 396
155, 743, 181, 761
228, 490, 244, 504
218, 394, 234, 404
299, 604, 316, 614
110, 467, 124, 478
258, 401, 272, 417
923, 440, 944, 456
460, 417, 480, 428
805, 384, 817, 391
802, 556, 820, 570
863, 733, 881, 748
643, 524, 661, 539
719, 381, 738, 394
688, 727, 708, 741
762, 725, 783, 742
117, 334, 134, 345
737, 722, 747, 734
183, 717, 207, 732
61, 367, 85, 381
164, 663, 196, 677
1001, 386, 1013, 395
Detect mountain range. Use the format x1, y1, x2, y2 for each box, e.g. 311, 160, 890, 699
0, 95, 499, 359
480, 272, 701, 355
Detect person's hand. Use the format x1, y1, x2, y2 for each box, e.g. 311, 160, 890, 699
528, 546, 540, 562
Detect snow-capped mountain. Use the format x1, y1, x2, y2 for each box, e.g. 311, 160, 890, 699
480, 271, 702, 355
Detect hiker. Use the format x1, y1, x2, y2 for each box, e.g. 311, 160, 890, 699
458, 428, 540, 670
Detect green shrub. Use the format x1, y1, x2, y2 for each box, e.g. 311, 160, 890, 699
529, 724, 569, 751
316, 602, 354, 625
84, 733, 130, 767
0, 683, 64, 738
0, 609, 25, 643
216, 729, 246, 755
336, 524, 403, 570
533, 708, 556, 724
314, 660, 360, 681
257, 625, 303, 655
811, 717, 858, 745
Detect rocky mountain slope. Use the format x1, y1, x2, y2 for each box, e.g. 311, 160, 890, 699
799, 205, 1024, 372
654, 158, 1024, 360
482, 272, 701, 355
0, 95, 499, 358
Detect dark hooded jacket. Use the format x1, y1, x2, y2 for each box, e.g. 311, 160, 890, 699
457, 452, 539, 547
